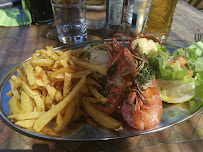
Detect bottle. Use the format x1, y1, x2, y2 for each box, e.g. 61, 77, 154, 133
105, 0, 125, 32
131, 0, 148, 34
125, 0, 134, 24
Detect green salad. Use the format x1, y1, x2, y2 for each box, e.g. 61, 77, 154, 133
132, 39, 203, 103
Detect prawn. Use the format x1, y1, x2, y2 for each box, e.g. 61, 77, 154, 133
120, 36, 163, 130
92, 38, 127, 115
87, 36, 163, 130
80, 39, 126, 115
107, 36, 163, 130
91, 37, 148, 117
94, 47, 140, 116
121, 78, 163, 130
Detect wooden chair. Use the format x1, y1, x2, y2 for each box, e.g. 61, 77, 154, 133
184, 0, 203, 12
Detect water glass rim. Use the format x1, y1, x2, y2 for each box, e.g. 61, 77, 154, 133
51, 0, 85, 7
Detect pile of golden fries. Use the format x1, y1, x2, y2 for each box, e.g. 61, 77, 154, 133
7, 46, 121, 137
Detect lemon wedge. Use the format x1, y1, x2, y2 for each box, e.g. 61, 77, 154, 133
132, 38, 159, 55
157, 79, 195, 103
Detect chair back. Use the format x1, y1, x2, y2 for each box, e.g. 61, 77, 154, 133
184, 0, 203, 12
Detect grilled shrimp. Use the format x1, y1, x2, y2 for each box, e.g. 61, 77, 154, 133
109, 37, 163, 130
82, 37, 163, 130
121, 79, 163, 130
81, 41, 126, 115
91, 39, 127, 115
119, 35, 163, 130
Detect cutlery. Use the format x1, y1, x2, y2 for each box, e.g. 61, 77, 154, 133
16, 1, 31, 27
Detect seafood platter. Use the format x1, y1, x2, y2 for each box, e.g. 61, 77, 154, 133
0, 35, 202, 140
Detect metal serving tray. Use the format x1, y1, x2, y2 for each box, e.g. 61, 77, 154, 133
0, 40, 202, 141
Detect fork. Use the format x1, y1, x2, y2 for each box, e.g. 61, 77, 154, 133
195, 33, 203, 42
16, 2, 31, 27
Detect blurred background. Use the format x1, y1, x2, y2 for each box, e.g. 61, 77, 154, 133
184, 0, 203, 12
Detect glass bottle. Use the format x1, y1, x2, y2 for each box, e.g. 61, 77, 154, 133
105, 0, 125, 32
131, 0, 148, 35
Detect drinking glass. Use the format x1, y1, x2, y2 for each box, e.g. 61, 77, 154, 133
51, 0, 87, 44
143, 0, 178, 41
29, 0, 54, 25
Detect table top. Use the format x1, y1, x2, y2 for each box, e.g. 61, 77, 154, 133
0, 0, 202, 151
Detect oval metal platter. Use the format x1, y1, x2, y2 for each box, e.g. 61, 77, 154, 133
0, 40, 202, 141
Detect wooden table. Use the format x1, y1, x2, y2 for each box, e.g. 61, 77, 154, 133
0, 0, 202, 151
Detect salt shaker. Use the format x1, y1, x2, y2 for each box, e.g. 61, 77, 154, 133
131, 0, 148, 34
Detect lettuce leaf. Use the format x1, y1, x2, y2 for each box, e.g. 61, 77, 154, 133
188, 56, 203, 72
185, 41, 203, 72
148, 46, 169, 79
187, 40, 203, 57
195, 71, 203, 99
159, 66, 190, 81
148, 46, 191, 80
172, 48, 186, 59
149, 41, 203, 81
185, 48, 197, 60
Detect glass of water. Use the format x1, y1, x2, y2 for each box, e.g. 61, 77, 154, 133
51, 0, 87, 44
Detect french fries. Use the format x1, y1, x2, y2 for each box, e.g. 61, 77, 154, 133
8, 112, 45, 121
11, 75, 21, 87
33, 76, 86, 132
15, 120, 36, 129
69, 70, 92, 78
35, 66, 57, 101
9, 79, 21, 99
7, 45, 122, 137
82, 99, 121, 129
31, 58, 54, 67
8, 96, 21, 115
71, 56, 107, 75
41, 126, 59, 137
21, 81, 45, 112
62, 98, 76, 127
87, 78, 102, 88
23, 62, 37, 89
46, 46, 59, 61
20, 90, 33, 113
50, 67, 73, 80
87, 84, 108, 104
54, 113, 64, 133
82, 96, 98, 103
54, 99, 76, 133
63, 72, 72, 98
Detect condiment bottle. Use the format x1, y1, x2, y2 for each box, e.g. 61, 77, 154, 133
105, 0, 125, 32
131, 0, 148, 34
